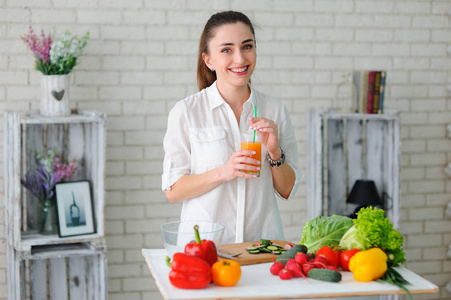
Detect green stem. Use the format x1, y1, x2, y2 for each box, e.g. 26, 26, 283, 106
165, 256, 171, 268
194, 225, 201, 244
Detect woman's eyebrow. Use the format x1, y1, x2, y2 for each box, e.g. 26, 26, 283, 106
218, 38, 254, 47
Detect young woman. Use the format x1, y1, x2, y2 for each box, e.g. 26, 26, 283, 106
162, 11, 302, 244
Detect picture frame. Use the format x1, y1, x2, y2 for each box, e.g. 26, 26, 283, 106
55, 180, 95, 237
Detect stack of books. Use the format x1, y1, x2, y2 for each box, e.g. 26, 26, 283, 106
352, 71, 386, 114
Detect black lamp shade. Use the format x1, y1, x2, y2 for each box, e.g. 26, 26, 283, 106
347, 180, 383, 207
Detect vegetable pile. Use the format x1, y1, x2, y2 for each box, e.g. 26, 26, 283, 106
166, 225, 241, 289
339, 207, 405, 267
269, 244, 342, 282
295, 207, 411, 299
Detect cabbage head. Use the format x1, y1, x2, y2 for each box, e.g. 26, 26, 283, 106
300, 214, 354, 253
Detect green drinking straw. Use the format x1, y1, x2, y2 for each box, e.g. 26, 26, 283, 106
253, 105, 257, 143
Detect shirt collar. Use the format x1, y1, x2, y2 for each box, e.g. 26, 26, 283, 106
207, 81, 256, 111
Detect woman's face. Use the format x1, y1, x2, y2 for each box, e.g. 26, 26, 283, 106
202, 22, 256, 90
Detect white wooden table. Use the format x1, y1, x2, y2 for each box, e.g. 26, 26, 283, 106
142, 249, 438, 300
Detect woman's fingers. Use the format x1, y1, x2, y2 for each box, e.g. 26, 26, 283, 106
250, 117, 278, 132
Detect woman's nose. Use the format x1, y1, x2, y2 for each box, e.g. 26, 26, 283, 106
234, 50, 245, 64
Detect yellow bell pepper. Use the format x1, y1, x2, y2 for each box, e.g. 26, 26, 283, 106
349, 247, 387, 282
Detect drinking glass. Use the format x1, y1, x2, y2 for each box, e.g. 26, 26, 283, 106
240, 129, 261, 177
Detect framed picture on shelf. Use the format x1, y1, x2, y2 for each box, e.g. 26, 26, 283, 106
55, 180, 95, 237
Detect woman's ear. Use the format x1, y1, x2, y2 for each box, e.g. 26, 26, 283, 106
202, 53, 213, 70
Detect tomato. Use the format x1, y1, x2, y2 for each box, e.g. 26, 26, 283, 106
211, 260, 241, 287
340, 249, 360, 271
315, 245, 340, 268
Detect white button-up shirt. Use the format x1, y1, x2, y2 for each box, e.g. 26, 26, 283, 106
162, 82, 302, 244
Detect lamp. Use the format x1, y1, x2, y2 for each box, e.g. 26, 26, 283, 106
347, 179, 383, 218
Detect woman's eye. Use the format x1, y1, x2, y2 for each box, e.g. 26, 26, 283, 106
243, 44, 253, 50
221, 48, 231, 53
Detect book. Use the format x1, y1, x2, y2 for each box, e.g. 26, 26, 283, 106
372, 71, 381, 114
352, 70, 386, 114
353, 70, 369, 113
377, 71, 386, 114
352, 71, 362, 112
367, 71, 376, 114
360, 71, 369, 113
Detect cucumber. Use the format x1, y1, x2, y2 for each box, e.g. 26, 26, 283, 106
260, 239, 272, 246
245, 247, 259, 251
307, 268, 342, 282
245, 240, 291, 255
275, 244, 308, 264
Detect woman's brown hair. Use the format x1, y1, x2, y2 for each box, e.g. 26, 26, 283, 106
197, 11, 256, 91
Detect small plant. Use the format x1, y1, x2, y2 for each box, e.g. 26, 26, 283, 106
21, 27, 89, 75
21, 149, 79, 204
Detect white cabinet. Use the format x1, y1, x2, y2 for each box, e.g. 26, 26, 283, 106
307, 108, 401, 228
3, 110, 107, 299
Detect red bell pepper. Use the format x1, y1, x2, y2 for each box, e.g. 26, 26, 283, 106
184, 225, 218, 266
166, 253, 211, 289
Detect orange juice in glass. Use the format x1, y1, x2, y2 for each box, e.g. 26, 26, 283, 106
241, 130, 261, 177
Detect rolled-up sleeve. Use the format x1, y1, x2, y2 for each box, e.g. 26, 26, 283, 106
274, 103, 303, 201
161, 101, 191, 191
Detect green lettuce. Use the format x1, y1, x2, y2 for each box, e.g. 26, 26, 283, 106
338, 207, 405, 267
300, 214, 354, 253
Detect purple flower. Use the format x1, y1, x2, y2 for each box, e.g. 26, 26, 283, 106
21, 27, 52, 63
21, 160, 64, 203
53, 156, 78, 182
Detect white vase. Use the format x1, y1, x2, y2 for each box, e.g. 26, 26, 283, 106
40, 74, 71, 117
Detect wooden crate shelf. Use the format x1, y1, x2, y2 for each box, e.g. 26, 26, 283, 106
307, 108, 401, 228
3, 110, 107, 300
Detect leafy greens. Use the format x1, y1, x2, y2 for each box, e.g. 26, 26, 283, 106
339, 207, 406, 267
300, 214, 354, 253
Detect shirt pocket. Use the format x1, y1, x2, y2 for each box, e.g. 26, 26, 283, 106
190, 127, 229, 168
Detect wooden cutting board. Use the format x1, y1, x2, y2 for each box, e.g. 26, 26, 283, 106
218, 240, 296, 266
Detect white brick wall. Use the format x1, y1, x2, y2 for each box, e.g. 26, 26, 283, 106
1, 1, 451, 299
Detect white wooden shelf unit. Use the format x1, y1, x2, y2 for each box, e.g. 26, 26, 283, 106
3, 110, 107, 300
307, 108, 401, 228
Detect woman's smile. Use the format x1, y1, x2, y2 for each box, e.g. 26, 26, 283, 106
229, 65, 249, 74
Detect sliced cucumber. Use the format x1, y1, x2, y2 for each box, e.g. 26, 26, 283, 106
245, 247, 259, 251
267, 245, 279, 251
244, 240, 291, 255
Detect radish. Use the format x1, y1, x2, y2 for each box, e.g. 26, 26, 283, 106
286, 261, 303, 278
283, 243, 293, 250
314, 256, 328, 268
326, 265, 338, 271
278, 269, 293, 280
270, 262, 285, 275
302, 263, 315, 275
294, 252, 308, 265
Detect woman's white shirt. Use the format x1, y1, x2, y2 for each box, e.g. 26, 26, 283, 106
162, 81, 302, 244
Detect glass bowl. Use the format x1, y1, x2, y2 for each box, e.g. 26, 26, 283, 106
160, 221, 225, 259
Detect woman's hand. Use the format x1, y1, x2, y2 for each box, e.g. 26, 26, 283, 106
249, 117, 281, 159
218, 149, 261, 181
